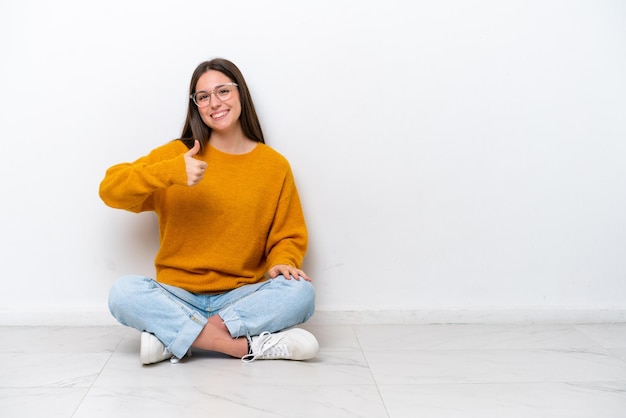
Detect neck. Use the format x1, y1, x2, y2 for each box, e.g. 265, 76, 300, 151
210, 129, 257, 154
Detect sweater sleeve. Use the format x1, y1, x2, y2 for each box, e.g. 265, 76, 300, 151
265, 167, 308, 269
99, 145, 189, 213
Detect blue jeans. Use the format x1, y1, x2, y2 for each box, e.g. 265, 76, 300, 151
108, 275, 316, 359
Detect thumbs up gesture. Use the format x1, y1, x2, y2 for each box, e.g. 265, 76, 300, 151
184, 140, 208, 186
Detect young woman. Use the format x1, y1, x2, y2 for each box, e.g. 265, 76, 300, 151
100, 58, 318, 364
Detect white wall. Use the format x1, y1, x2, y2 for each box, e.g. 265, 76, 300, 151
1, 0, 625, 325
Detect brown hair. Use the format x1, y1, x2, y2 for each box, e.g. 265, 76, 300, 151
180, 58, 265, 149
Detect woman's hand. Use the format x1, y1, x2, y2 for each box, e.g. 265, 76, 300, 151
184, 140, 208, 186
268, 264, 311, 282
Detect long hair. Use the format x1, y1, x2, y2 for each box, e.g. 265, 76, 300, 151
180, 58, 265, 149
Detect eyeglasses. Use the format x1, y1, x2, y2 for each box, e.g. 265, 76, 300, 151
190, 83, 238, 107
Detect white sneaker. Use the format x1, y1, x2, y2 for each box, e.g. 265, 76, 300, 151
140, 332, 173, 365
242, 328, 319, 363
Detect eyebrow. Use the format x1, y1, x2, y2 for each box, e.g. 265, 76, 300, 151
195, 83, 232, 92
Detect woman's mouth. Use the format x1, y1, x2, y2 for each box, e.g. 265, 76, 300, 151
211, 110, 229, 120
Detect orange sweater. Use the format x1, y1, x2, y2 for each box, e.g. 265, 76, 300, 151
99, 140, 308, 293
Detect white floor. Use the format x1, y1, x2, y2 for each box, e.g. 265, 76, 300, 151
1, 323, 626, 418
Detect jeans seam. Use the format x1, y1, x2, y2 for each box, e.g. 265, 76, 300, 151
148, 279, 207, 328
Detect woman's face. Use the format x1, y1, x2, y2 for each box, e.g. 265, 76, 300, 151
195, 70, 242, 133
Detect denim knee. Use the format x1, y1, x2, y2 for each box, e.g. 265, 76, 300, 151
108, 275, 150, 325
279, 277, 316, 322
299, 280, 316, 321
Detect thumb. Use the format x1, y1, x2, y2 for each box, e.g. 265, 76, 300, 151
185, 140, 201, 157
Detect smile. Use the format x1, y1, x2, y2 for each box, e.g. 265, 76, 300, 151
211, 110, 228, 120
